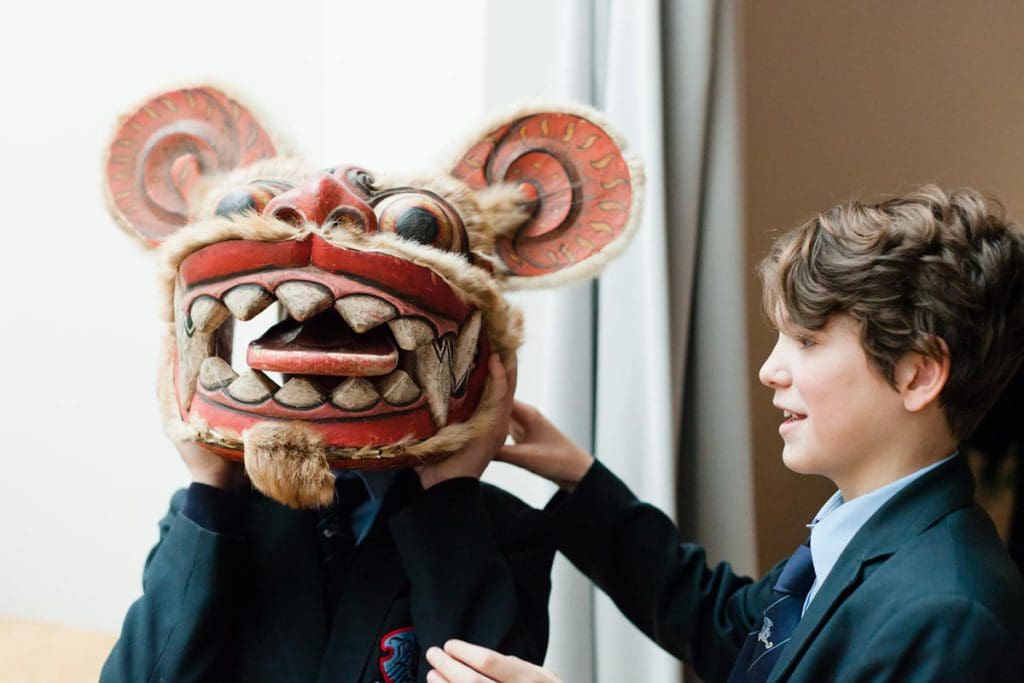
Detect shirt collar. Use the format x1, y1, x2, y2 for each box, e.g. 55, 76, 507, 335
334, 469, 399, 501
806, 451, 959, 600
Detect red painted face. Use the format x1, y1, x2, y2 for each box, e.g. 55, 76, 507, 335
174, 167, 485, 468
105, 86, 642, 507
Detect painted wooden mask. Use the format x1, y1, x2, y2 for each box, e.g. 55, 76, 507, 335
105, 86, 643, 508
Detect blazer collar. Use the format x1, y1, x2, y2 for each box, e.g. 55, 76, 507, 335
851, 454, 974, 561
767, 454, 975, 682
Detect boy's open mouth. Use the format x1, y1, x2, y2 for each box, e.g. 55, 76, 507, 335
171, 235, 490, 457
782, 410, 807, 424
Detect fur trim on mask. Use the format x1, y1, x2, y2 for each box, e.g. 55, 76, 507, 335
243, 421, 335, 509
156, 328, 202, 443
475, 184, 534, 239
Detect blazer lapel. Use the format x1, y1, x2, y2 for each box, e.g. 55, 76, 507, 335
317, 471, 422, 683
767, 455, 976, 683
246, 493, 330, 682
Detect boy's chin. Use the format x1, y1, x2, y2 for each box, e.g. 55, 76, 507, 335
780, 445, 822, 476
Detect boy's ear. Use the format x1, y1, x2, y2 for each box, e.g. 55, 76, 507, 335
105, 86, 277, 247
451, 104, 644, 289
896, 347, 951, 412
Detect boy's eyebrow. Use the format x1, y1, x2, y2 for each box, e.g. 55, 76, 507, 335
778, 316, 829, 340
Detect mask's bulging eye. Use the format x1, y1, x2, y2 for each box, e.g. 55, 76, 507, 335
215, 185, 276, 218
395, 207, 438, 243
374, 193, 467, 254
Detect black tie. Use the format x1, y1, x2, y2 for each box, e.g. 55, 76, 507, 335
727, 540, 815, 683
317, 474, 370, 615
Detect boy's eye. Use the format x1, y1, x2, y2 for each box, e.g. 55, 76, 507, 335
797, 336, 816, 349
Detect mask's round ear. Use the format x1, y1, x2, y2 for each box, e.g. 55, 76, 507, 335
452, 105, 643, 288
105, 86, 276, 246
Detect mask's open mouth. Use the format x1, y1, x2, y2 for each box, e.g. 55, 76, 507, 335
171, 235, 490, 461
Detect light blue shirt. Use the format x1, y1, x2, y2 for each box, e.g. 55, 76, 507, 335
336, 470, 399, 545
802, 452, 959, 614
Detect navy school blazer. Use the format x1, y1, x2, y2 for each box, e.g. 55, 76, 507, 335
549, 455, 1024, 682
101, 471, 555, 683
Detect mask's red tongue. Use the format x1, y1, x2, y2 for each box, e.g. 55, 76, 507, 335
247, 309, 399, 377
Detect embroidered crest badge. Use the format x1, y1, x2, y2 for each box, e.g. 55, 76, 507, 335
379, 627, 418, 683
757, 616, 774, 650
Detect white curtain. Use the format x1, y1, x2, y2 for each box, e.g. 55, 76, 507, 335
486, 1, 756, 681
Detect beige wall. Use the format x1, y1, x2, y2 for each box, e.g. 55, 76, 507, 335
741, 0, 1024, 569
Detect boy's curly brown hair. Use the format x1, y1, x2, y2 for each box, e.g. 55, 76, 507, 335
759, 185, 1024, 440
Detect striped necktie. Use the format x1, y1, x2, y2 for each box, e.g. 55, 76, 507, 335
727, 540, 815, 682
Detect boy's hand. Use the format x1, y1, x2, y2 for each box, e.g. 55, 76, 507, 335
497, 401, 594, 492
426, 640, 562, 683
176, 440, 246, 491
416, 353, 517, 490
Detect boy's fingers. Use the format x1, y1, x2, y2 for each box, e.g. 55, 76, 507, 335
509, 419, 526, 443
510, 399, 534, 419
426, 670, 451, 683
443, 640, 558, 681
488, 354, 507, 395
511, 402, 542, 439
441, 639, 496, 666
426, 646, 497, 683
505, 356, 518, 396
496, 443, 545, 468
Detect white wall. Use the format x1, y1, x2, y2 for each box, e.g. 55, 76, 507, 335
0, 0, 485, 632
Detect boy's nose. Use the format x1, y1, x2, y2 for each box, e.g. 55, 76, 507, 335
758, 339, 791, 388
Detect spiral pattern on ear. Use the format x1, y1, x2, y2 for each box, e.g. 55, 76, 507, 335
105, 87, 276, 246
452, 109, 639, 284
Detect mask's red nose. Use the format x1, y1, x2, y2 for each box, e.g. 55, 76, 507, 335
263, 171, 377, 232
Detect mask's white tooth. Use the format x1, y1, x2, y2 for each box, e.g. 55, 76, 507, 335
223, 285, 274, 321
452, 311, 482, 387
374, 370, 421, 405
275, 281, 334, 321
199, 357, 238, 391
335, 295, 398, 333
388, 318, 436, 351
175, 285, 215, 410
189, 296, 231, 333
275, 377, 326, 409
330, 377, 381, 410
226, 369, 279, 403
413, 338, 453, 427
